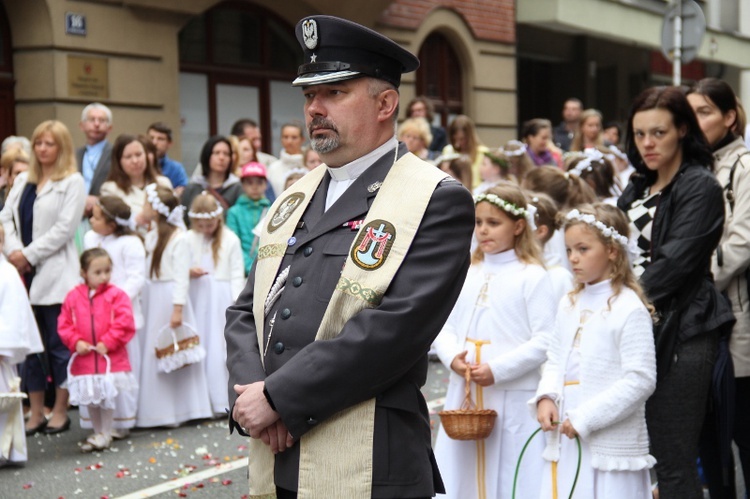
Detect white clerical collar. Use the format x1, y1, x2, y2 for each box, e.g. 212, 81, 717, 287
326, 138, 398, 182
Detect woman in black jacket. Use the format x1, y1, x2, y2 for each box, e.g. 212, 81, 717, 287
618, 86, 734, 499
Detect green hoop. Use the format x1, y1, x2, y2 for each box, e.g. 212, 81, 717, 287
512, 426, 582, 499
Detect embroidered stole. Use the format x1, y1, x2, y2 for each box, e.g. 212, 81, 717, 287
248, 152, 449, 498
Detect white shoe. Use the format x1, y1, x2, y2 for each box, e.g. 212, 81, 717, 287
110, 428, 130, 440
80, 433, 112, 453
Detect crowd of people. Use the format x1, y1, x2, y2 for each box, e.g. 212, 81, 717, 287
0, 104, 321, 455
0, 30, 748, 499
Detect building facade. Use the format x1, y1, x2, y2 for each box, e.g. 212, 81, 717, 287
0, 0, 516, 169
517, 0, 750, 129
4, 0, 747, 164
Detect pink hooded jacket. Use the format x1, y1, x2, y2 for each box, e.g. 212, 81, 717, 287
58, 283, 135, 375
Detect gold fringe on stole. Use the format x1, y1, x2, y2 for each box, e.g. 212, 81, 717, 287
248, 166, 327, 499
249, 153, 449, 498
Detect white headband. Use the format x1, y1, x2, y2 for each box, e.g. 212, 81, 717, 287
565, 209, 639, 263
499, 140, 527, 157
475, 193, 537, 231
96, 201, 135, 231
188, 205, 223, 220
145, 183, 184, 227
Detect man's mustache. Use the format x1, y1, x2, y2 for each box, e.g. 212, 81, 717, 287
308, 117, 338, 135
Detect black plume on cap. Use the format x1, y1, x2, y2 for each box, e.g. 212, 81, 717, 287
293, 15, 419, 88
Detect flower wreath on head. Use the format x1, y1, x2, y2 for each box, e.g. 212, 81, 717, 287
499, 140, 527, 157
96, 200, 135, 231
565, 208, 640, 263
145, 183, 185, 227
187, 192, 223, 220
568, 148, 605, 178
483, 151, 509, 172
474, 192, 537, 231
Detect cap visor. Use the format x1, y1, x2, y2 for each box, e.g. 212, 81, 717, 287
292, 71, 361, 87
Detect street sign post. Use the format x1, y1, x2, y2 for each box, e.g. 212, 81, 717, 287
661, 0, 706, 85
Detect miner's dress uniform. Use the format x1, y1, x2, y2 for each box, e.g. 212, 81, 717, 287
225, 142, 474, 497
224, 14, 475, 499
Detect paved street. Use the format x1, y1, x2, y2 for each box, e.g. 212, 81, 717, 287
0, 360, 450, 499
2, 360, 746, 498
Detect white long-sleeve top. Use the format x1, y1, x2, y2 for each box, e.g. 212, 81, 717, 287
184, 226, 246, 300
83, 231, 146, 328
145, 228, 190, 305
0, 258, 44, 364
433, 249, 557, 391
531, 281, 657, 470
0, 171, 86, 304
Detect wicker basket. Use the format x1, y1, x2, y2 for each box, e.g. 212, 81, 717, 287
439, 368, 497, 440
154, 323, 205, 373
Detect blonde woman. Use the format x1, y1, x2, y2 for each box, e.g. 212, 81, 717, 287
398, 117, 434, 160
0, 148, 30, 207
570, 108, 605, 152
0, 120, 86, 435
442, 115, 489, 188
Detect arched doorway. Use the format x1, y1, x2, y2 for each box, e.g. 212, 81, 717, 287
416, 32, 462, 130
178, 1, 300, 170
0, 2, 15, 140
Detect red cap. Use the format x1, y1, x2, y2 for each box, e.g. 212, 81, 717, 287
240, 162, 267, 179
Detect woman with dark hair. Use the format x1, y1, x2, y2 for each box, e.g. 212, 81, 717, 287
617, 86, 734, 499
100, 134, 172, 229
406, 96, 447, 153
521, 118, 562, 167
181, 136, 242, 225
687, 77, 750, 499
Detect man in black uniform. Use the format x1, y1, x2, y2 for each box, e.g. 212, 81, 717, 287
225, 15, 474, 498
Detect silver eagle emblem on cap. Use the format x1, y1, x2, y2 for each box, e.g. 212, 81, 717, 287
302, 19, 318, 50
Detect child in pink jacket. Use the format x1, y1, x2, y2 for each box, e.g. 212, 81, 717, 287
58, 248, 137, 452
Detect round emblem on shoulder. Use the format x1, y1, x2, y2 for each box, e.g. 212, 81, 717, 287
302, 19, 318, 50
351, 219, 397, 271
268, 192, 306, 233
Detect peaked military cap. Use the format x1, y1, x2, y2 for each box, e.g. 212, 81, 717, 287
292, 15, 419, 88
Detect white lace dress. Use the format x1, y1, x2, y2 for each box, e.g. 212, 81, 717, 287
136, 230, 212, 427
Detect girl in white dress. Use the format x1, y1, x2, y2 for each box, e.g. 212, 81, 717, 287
527, 191, 574, 305
533, 204, 656, 499
186, 194, 244, 416
434, 182, 557, 499
0, 224, 43, 467
136, 184, 212, 427
81, 196, 144, 438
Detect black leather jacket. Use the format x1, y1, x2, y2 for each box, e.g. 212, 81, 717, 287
618, 162, 734, 347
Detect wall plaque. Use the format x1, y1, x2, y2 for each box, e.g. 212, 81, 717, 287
68, 55, 109, 99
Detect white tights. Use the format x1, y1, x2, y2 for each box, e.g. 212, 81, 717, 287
85, 405, 114, 437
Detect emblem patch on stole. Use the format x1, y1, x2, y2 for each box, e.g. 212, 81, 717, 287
268, 193, 305, 233
351, 219, 396, 271
302, 19, 318, 50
